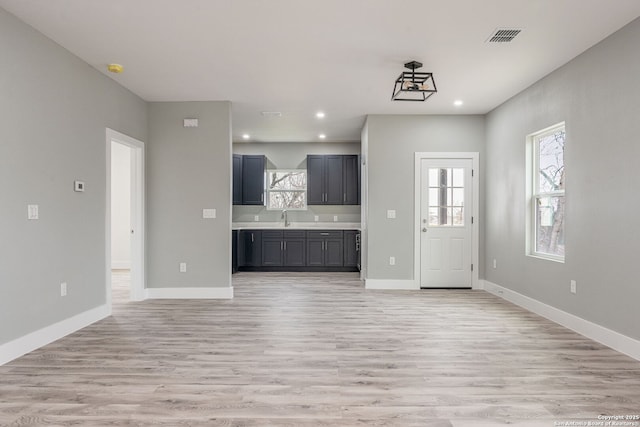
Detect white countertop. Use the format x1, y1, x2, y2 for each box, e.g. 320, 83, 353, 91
233, 222, 361, 230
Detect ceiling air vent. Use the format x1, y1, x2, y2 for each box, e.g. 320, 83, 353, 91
486, 28, 522, 43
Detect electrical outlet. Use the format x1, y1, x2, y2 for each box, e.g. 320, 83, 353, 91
570, 280, 577, 294
387, 210, 396, 219
179, 262, 187, 273
389, 256, 396, 266
333, 215, 338, 222
493, 259, 497, 269
27, 204, 39, 220
202, 208, 216, 219
254, 215, 259, 222
314, 215, 319, 222
60, 282, 67, 297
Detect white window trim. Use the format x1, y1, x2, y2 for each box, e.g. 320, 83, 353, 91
525, 122, 565, 262
265, 169, 308, 211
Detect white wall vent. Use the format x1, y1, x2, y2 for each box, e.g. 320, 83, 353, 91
486, 28, 522, 43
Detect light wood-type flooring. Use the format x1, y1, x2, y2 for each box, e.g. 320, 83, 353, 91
1, 271, 639, 426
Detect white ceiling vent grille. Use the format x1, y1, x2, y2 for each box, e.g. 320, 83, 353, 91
487, 28, 522, 43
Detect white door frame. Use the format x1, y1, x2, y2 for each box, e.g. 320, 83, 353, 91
414, 152, 479, 289
106, 128, 146, 309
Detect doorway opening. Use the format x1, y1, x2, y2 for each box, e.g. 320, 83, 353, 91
414, 152, 479, 289
106, 129, 145, 310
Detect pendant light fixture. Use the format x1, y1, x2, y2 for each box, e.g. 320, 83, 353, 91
391, 60, 437, 101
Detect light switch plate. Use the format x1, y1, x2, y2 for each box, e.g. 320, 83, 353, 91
387, 210, 396, 219
183, 118, 198, 128
314, 216, 319, 222
179, 262, 187, 273
60, 282, 67, 297
203, 208, 216, 219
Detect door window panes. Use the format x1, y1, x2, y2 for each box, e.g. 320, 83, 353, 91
427, 168, 464, 227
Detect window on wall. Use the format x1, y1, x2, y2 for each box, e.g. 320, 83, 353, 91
266, 170, 307, 210
527, 123, 565, 261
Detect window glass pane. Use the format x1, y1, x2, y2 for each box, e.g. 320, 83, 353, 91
268, 191, 306, 210
428, 169, 438, 187
428, 207, 440, 226
535, 195, 565, 257
428, 188, 439, 207
537, 130, 565, 193
452, 207, 464, 226
268, 171, 306, 191
452, 168, 464, 187
452, 188, 464, 207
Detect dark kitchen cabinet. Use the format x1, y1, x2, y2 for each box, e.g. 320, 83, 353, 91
343, 230, 360, 268
232, 230, 238, 273
241, 155, 265, 205
238, 230, 262, 267
262, 230, 306, 267
306, 231, 343, 267
307, 155, 359, 205
232, 154, 242, 205
262, 231, 284, 266
343, 155, 360, 205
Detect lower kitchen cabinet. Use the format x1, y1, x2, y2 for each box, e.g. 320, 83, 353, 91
306, 231, 343, 267
238, 230, 262, 267
234, 228, 358, 272
343, 230, 360, 268
262, 230, 307, 267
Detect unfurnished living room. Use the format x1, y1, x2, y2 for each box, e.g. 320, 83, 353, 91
1, 1, 640, 426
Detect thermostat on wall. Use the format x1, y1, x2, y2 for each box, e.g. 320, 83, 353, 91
74, 181, 85, 192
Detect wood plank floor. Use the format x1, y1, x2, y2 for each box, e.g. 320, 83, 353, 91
1, 271, 639, 426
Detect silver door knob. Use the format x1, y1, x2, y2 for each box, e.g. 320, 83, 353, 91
422, 228, 427, 232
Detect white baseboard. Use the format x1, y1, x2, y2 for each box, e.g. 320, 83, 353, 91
365, 279, 419, 290
484, 280, 640, 361
0, 304, 110, 366
111, 261, 131, 270
145, 286, 233, 299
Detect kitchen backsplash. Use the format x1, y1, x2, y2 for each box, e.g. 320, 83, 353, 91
233, 205, 361, 223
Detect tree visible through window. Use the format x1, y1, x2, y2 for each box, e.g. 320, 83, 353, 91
531, 124, 565, 260
266, 170, 307, 210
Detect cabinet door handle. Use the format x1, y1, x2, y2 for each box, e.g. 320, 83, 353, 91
344, 193, 346, 202
261, 193, 264, 203
320, 232, 329, 236
251, 232, 254, 243
280, 241, 283, 251
284, 241, 287, 251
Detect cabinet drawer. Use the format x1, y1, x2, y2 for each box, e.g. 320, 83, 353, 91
262, 230, 284, 239
284, 230, 306, 239
307, 230, 343, 239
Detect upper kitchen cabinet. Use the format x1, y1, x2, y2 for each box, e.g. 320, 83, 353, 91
232, 154, 243, 205
307, 155, 359, 205
233, 154, 265, 205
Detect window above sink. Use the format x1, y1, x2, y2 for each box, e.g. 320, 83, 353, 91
266, 170, 307, 210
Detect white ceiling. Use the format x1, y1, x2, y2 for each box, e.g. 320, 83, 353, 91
2, 0, 639, 143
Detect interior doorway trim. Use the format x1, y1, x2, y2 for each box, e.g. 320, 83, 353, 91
106, 128, 146, 310
414, 152, 479, 289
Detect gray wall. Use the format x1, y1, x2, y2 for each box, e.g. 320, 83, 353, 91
485, 17, 640, 340
233, 142, 361, 223
147, 102, 232, 288
0, 8, 147, 344
365, 115, 485, 281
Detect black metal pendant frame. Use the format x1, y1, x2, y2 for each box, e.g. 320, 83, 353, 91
391, 61, 437, 101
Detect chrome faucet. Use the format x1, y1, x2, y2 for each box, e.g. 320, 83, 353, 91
281, 209, 289, 227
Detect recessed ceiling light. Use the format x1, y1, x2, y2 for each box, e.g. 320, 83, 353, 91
242, 134, 250, 140
454, 100, 464, 106
318, 134, 326, 139
316, 111, 325, 119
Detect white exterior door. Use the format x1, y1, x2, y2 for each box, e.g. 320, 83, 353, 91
420, 158, 473, 288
